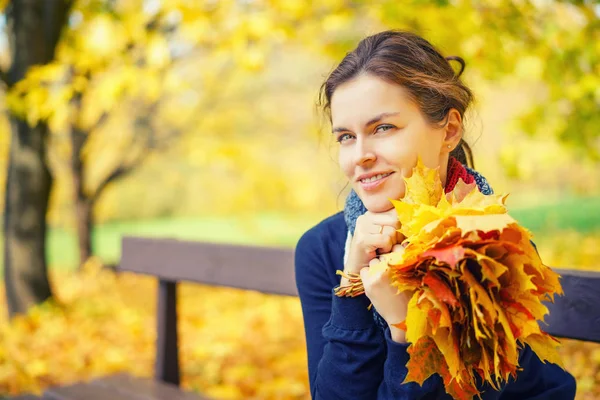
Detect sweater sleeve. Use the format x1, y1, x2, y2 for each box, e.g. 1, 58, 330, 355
295, 225, 385, 399
499, 345, 576, 399
295, 223, 441, 400
377, 327, 444, 399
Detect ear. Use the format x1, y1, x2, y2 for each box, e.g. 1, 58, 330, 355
442, 109, 463, 153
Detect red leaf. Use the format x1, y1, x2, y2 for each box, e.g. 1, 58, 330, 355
479, 231, 499, 241
423, 272, 459, 307
422, 245, 466, 269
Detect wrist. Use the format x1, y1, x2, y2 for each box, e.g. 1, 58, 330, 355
388, 324, 407, 344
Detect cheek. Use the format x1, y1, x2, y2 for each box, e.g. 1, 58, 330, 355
384, 146, 413, 170
379, 135, 418, 172
338, 147, 353, 178
401, 126, 444, 168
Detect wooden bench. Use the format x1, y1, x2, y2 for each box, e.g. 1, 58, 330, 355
11, 236, 600, 399
12, 236, 296, 400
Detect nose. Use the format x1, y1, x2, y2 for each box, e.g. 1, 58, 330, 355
354, 137, 376, 167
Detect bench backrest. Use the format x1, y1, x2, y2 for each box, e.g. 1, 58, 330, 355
118, 236, 296, 386
118, 236, 600, 387
543, 268, 600, 342
120, 236, 297, 295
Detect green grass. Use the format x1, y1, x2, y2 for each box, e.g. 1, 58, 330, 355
44, 213, 320, 270
1, 195, 599, 273
510, 195, 600, 234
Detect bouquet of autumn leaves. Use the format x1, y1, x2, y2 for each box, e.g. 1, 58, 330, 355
335, 160, 564, 400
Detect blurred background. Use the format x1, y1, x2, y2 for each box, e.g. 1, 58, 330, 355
0, 0, 598, 399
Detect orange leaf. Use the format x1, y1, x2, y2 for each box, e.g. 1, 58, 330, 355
423, 272, 459, 307
393, 321, 407, 331
405, 336, 445, 385
422, 245, 465, 270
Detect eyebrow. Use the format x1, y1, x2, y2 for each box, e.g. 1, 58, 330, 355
332, 112, 401, 133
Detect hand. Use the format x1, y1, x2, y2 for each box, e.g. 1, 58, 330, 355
360, 244, 412, 344
344, 209, 404, 276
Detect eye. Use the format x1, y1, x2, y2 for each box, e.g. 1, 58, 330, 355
336, 133, 355, 143
374, 124, 395, 133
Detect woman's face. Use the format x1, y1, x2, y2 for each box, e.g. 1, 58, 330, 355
331, 73, 460, 213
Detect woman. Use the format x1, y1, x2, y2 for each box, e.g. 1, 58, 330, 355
295, 30, 576, 399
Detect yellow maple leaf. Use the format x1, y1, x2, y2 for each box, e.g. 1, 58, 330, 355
451, 214, 516, 234
432, 327, 462, 377
401, 158, 443, 206
405, 293, 429, 344
523, 334, 564, 367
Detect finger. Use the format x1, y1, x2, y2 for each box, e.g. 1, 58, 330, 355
360, 232, 396, 258
396, 231, 406, 244
376, 235, 395, 254
382, 225, 398, 237
391, 243, 405, 253
368, 224, 397, 236
369, 258, 381, 268
369, 224, 384, 235
363, 233, 395, 253
362, 212, 400, 227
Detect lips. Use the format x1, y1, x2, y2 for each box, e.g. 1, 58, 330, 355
357, 171, 394, 191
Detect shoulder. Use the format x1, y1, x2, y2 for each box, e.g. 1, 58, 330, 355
295, 212, 347, 281
296, 211, 346, 254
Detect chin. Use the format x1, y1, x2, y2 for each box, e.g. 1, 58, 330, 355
354, 177, 406, 212
360, 195, 397, 213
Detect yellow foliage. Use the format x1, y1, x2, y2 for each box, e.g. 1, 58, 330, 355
0, 261, 309, 399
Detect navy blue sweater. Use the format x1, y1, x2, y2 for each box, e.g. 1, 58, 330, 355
295, 212, 576, 399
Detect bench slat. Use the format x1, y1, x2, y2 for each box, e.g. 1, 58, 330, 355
120, 237, 600, 343
43, 382, 141, 400
91, 374, 211, 400
543, 268, 600, 343
120, 237, 297, 296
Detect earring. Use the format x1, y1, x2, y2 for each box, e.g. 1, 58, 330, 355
447, 145, 452, 149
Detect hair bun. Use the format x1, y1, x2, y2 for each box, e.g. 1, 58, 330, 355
445, 56, 466, 78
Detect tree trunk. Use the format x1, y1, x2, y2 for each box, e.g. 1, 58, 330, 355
75, 197, 93, 268
4, 120, 53, 316
70, 126, 93, 269
3, 0, 72, 317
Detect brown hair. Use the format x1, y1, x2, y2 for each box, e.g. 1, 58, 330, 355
319, 30, 474, 167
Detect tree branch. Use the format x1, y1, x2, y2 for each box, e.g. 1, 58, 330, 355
91, 163, 136, 203
89, 104, 159, 203
0, 66, 9, 89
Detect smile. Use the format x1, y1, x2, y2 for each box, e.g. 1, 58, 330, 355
360, 172, 393, 183
358, 172, 394, 191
